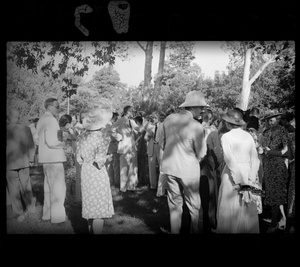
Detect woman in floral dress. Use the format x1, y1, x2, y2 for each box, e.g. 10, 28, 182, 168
76, 108, 114, 234
262, 111, 289, 233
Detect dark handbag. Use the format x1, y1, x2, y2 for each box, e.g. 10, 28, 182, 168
93, 161, 100, 170
57, 129, 63, 142
238, 185, 265, 197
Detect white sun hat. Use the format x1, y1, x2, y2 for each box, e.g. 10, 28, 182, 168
83, 108, 113, 130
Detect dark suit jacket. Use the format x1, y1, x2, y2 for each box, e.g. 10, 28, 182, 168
6, 123, 35, 170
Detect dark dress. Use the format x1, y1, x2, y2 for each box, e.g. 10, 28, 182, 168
262, 125, 289, 206
136, 130, 149, 186
287, 132, 295, 217
61, 130, 75, 203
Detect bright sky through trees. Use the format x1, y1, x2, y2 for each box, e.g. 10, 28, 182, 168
83, 41, 230, 87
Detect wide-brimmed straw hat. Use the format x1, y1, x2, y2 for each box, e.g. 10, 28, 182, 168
262, 111, 283, 121
179, 90, 209, 108
221, 109, 246, 126
83, 108, 113, 130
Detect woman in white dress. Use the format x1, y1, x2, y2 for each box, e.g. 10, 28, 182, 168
216, 109, 260, 233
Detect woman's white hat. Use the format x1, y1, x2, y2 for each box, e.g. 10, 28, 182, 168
83, 108, 113, 130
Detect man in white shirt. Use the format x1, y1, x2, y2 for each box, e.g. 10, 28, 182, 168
36, 98, 67, 224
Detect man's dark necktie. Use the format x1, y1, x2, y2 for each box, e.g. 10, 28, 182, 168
129, 119, 132, 132
154, 124, 157, 142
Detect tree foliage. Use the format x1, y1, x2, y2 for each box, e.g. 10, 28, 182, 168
7, 41, 130, 122
168, 41, 196, 69
221, 41, 295, 112
7, 41, 128, 79
65, 65, 132, 115
154, 42, 202, 113
7, 41, 295, 124
7, 61, 65, 124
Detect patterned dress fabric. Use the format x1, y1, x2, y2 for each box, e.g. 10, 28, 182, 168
76, 129, 114, 219
262, 126, 289, 206
287, 132, 295, 218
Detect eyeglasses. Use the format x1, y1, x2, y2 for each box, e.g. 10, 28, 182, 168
50, 105, 60, 110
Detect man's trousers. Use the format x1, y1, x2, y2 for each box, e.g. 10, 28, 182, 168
148, 143, 161, 189
119, 151, 138, 192
167, 174, 203, 234
42, 163, 66, 223
6, 167, 35, 215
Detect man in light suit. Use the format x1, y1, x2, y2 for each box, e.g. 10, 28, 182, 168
36, 98, 67, 224
159, 91, 208, 233
7, 109, 36, 222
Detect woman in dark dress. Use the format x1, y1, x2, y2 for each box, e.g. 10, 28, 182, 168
286, 131, 295, 233
262, 111, 289, 233
134, 116, 149, 187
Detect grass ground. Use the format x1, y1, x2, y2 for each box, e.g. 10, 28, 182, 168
6, 165, 178, 234
6, 165, 293, 236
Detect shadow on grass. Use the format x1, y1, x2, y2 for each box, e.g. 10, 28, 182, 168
28, 165, 191, 235
30, 165, 44, 204
110, 186, 191, 234
66, 204, 89, 234
29, 166, 89, 234
107, 186, 170, 234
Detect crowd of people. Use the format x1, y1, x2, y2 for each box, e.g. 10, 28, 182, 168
6, 92, 295, 234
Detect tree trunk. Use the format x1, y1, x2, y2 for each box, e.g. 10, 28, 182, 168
238, 46, 252, 111
249, 55, 276, 85
143, 42, 154, 102
238, 44, 278, 111
152, 41, 167, 105
136, 41, 154, 102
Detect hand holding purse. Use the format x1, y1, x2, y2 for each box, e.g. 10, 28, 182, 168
93, 161, 100, 170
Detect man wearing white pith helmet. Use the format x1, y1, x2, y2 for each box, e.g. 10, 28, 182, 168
159, 90, 209, 233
